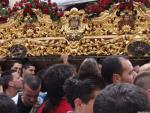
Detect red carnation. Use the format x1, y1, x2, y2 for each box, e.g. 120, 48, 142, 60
86, 8, 92, 14
85, 4, 91, 10
51, 2, 57, 7
29, 8, 33, 13
51, 10, 56, 14
142, 0, 150, 6
7, 8, 12, 14
92, 2, 100, 13
48, 2, 52, 7
19, 2, 24, 8
43, 7, 49, 14
6, 0, 9, 5
57, 12, 64, 17
55, 6, 58, 12
23, 0, 27, 3
58, 8, 62, 11
100, 0, 112, 7
36, 3, 41, 9
34, 0, 39, 3
23, 8, 28, 14
26, 3, 32, 8
98, 6, 103, 13
119, 2, 126, 11
13, 6, 19, 11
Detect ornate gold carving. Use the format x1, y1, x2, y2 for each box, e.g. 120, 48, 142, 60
61, 8, 89, 41
0, 2, 150, 57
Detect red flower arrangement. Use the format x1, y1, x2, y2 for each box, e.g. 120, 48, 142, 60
0, 0, 64, 21
0, 0, 150, 21
85, 0, 150, 18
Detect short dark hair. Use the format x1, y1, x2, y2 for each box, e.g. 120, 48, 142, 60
1, 70, 17, 91
0, 93, 18, 113
134, 71, 150, 90
23, 76, 41, 90
43, 64, 75, 113
101, 56, 126, 84
10, 61, 22, 68
36, 69, 47, 92
23, 62, 35, 69
64, 76, 105, 108
94, 83, 150, 113
78, 58, 101, 79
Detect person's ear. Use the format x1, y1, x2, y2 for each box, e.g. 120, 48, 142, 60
8, 81, 14, 87
112, 73, 121, 83
146, 89, 150, 100
74, 98, 82, 109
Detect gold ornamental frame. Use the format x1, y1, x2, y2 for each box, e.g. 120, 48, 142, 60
0, 2, 150, 57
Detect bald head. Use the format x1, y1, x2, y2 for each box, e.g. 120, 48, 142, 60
134, 71, 150, 90
139, 63, 150, 73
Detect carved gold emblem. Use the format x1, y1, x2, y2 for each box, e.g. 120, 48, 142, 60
0, 2, 150, 57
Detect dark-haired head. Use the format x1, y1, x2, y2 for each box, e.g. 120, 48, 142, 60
10, 61, 23, 75
22, 76, 41, 107
78, 58, 101, 79
101, 56, 136, 84
2, 70, 22, 91
64, 76, 105, 113
64, 76, 105, 108
43, 64, 76, 113
94, 83, 150, 113
22, 62, 36, 77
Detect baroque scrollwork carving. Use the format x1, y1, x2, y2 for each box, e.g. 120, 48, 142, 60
0, 2, 150, 57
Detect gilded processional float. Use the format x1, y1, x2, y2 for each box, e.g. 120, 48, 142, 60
0, 0, 150, 58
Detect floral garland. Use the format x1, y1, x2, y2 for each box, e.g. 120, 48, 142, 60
0, 0, 64, 21
85, 0, 150, 18
0, 0, 150, 21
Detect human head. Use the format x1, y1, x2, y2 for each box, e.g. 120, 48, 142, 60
139, 63, 150, 72
78, 58, 101, 79
94, 83, 150, 113
64, 77, 105, 113
0, 65, 3, 76
36, 69, 46, 92
0, 93, 18, 113
44, 64, 75, 107
134, 71, 150, 100
22, 62, 36, 78
10, 61, 22, 75
22, 76, 41, 107
2, 70, 23, 91
101, 56, 136, 84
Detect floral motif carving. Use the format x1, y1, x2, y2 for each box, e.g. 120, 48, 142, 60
0, 2, 150, 57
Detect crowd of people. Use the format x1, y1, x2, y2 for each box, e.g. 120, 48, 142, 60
0, 55, 150, 113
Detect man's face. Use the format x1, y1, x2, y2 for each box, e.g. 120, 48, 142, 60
11, 72, 23, 90
79, 90, 100, 113
23, 66, 35, 77
22, 84, 40, 107
11, 63, 22, 74
120, 59, 137, 84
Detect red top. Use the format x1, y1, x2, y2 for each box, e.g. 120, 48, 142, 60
37, 98, 73, 113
